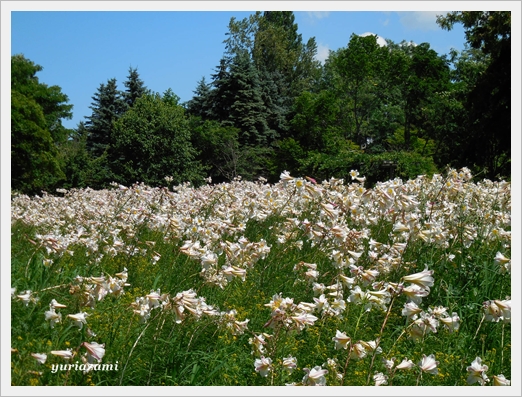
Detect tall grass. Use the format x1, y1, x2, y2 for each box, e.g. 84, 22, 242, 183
10, 169, 511, 386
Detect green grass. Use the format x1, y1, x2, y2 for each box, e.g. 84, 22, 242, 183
10, 169, 511, 386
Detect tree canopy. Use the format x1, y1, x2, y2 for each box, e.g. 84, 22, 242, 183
11, 54, 72, 193
437, 11, 511, 179
11, 11, 511, 194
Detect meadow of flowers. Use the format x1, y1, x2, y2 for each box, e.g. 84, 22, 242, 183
10, 168, 511, 387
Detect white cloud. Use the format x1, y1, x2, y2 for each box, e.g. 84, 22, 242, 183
397, 11, 447, 31
307, 11, 330, 20
315, 43, 330, 64
359, 32, 387, 47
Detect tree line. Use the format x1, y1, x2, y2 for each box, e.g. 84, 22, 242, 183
11, 11, 511, 194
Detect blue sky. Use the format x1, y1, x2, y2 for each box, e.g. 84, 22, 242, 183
10, 9, 469, 130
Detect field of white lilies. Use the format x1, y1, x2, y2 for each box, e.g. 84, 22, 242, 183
10, 168, 511, 387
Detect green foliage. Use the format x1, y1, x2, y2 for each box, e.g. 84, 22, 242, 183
11, 91, 65, 193
290, 90, 342, 152
190, 117, 275, 183
190, 118, 243, 182
253, 11, 321, 113
293, 35, 450, 164
57, 123, 90, 189
11, 54, 73, 145
185, 77, 212, 118
437, 11, 510, 57
11, 54, 73, 194
85, 78, 126, 159
208, 50, 277, 146
111, 93, 205, 187
13, 11, 511, 196
58, 122, 113, 190
272, 137, 305, 178
299, 149, 438, 187
213, 11, 320, 144
227, 51, 273, 146
387, 127, 437, 157
437, 12, 511, 179
328, 34, 391, 146
388, 42, 451, 151
123, 67, 148, 108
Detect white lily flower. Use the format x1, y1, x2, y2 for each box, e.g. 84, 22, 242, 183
419, 354, 438, 375
67, 312, 89, 329
82, 341, 105, 363
31, 353, 47, 364
332, 330, 351, 350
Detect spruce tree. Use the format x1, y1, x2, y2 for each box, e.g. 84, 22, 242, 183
227, 51, 272, 145
253, 12, 321, 137
123, 67, 148, 108
85, 78, 126, 158
208, 58, 234, 123
186, 77, 213, 119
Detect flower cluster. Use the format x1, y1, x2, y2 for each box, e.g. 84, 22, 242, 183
483, 299, 511, 323
180, 236, 270, 288
15, 290, 39, 306
263, 293, 318, 332
69, 269, 130, 309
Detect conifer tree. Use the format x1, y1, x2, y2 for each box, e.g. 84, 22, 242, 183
227, 51, 272, 145
85, 78, 126, 158
123, 67, 148, 108
186, 76, 213, 119
208, 58, 234, 123
253, 12, 321, 137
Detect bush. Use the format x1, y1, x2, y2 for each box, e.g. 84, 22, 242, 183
298, 150, 438, 186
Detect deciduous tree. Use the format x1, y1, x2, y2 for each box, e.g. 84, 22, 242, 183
111, 92, 205, 186
11, 54, 72, 193
437, 11, 511, 179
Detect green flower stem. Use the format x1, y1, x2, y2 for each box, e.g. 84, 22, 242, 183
366, 294, 396, 385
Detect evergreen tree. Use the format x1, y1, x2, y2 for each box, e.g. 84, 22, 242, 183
208, 58, 234, 123
221, 12, 321, 139
123, 67, 148, 108
257, 68, 288, 135
85, 78, 126, 158
227, 51, 272, 145
253, 11, 321, 137
186, 77, 213, 118
207, 51, 273, 146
